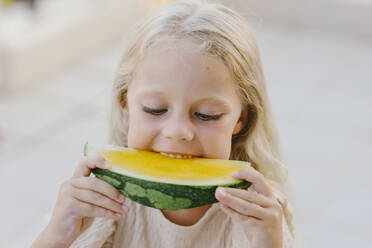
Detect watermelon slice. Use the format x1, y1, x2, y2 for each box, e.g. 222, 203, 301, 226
84, 143, 251, 210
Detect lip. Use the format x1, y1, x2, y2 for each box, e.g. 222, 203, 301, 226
153, 150, 202, 158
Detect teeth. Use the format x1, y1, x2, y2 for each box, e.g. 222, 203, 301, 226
160, 152, 193, 159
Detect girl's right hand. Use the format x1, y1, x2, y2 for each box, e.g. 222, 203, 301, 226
43, 155, 129, 247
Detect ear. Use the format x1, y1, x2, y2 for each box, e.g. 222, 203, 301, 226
232, 109, 248, 135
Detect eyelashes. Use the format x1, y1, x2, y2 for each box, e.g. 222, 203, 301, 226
142, 106, 222, 121
194, 112, 221, 121
143, 107, 167, 115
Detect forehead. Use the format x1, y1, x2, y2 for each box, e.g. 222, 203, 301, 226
129, 41, 240, 103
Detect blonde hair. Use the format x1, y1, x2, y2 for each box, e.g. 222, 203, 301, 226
109, 0, 297, 238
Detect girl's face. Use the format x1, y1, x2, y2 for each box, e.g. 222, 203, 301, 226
126, 42, 246, 159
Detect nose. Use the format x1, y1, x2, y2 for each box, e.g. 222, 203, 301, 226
163, 114, 194, 143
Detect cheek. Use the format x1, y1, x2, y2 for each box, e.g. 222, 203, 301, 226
198, 120, 234, 159
127, 108, 158, 149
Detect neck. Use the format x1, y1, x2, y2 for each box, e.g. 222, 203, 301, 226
161, 204, 212, 226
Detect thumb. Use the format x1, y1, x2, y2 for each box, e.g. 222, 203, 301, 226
72, 155, 110, 178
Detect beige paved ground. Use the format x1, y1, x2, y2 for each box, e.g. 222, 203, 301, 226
1, 24, 371, 247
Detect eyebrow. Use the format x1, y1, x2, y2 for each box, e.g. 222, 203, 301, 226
137, 90, 168, 98
194, 97, 232, 110
137, 90, 232, 109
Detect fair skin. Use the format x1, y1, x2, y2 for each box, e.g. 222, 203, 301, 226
32, 41, 283, 248
126, 42, 283, 247
126, 43, 246, 226
31, 156, 128, 248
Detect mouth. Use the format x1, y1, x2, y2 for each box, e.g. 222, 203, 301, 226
154, 150, 199, 159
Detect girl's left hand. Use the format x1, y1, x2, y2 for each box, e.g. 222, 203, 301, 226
215, 168, 283, 248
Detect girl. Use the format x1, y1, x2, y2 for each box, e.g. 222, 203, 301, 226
32, 1, 297, 247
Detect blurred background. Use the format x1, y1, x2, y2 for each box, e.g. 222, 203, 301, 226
1, 0, 371, 247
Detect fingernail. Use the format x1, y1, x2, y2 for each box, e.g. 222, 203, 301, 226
122, 205, 129, 213
231, 171, 239, 177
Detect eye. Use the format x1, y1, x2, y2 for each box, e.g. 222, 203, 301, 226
143, 106, 167, 115
195, 112, 222, 121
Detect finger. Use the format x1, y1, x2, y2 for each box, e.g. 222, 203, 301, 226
231, 168, 273, 197
220, 203, 259, 224
219, 187, 274, 208
73, 198, 124, 220
71, 177, 125, 204
215, 188, 266, 219
71, 187, 129, 215
73, 155, 109, 178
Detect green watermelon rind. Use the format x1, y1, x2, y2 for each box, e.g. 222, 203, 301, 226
92, 168, 251, 210
84, 142, 252, 210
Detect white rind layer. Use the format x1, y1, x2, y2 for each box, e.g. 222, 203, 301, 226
110, 165, 242, 186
